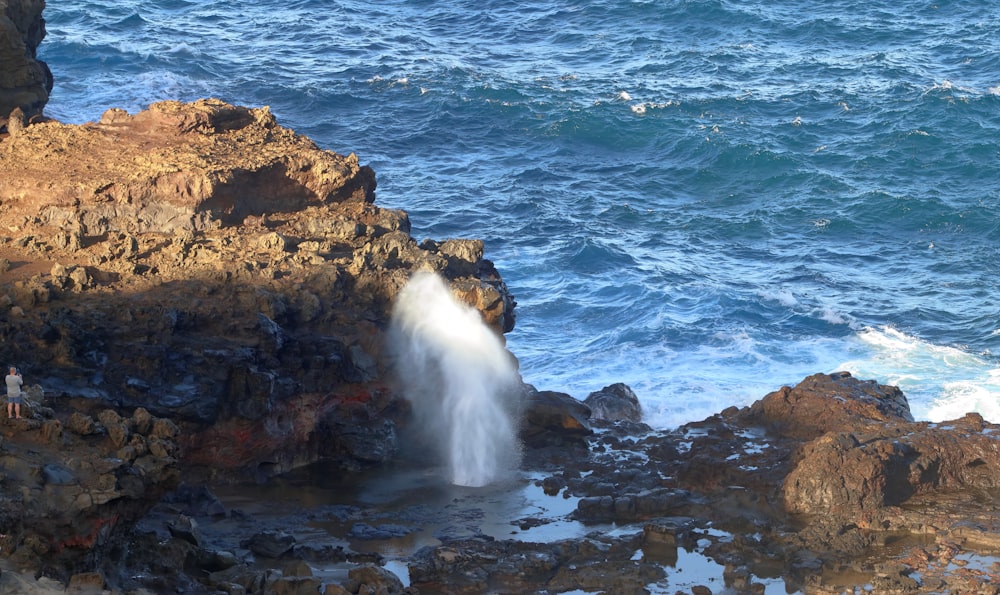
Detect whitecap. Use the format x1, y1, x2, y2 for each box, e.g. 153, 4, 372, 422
757, 288, 798, 308
818, 308, 848, 325
927, 381, 1000, 423
838, 326, 1000, 423
629, 100, 677, 116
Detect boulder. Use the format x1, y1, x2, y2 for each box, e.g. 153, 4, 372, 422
584, 382, 643, 423
346, 565, 405, 594
242, 530, 296, 559
519, 388, 592, 447
740, 371, 913, 440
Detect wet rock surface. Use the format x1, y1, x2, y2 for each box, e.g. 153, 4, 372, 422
35, 373, 985, 595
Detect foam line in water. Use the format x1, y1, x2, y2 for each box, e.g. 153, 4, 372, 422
839, 326, 1000, 423
388, 271, 522, 487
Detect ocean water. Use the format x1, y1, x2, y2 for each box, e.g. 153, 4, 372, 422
38, 0, 1000, 429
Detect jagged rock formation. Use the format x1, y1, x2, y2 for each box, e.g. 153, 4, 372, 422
413, 372, 999, 594
0, 0, 51, 124
0, 387, 179, 584
0, 98, 516, 480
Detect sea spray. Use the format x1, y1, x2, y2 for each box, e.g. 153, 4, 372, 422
388, 271, 522, 487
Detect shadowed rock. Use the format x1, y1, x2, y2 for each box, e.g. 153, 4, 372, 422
584, 382, 643, 423
0, 0, 52, 123
519, 388, 593, 447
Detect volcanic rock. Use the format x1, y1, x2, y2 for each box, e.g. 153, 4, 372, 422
741, 370, 914, 440
0, 399, 179, 582
0, 98, 516, 480
519, 387, 593, 447
504, 372, 1000, 593
783, 411, 1000, 516
584, 382, 643, 423
0, 0, 51, 124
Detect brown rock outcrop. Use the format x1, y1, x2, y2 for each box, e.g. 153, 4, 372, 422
0, 400, 179, 582
0, 0, 51, 124
783, 411, 1000, 515
0, 98, 516, 480
1, 99, 378, 233
521, 372, 1000, 593
741, 370, 914, 440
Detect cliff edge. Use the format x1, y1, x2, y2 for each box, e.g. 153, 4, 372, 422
0, 98, 516, 480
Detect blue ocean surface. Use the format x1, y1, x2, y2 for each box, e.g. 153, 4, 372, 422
39, 0, 1000, 428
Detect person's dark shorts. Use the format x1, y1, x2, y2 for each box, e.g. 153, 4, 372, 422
7, 393, 21, 405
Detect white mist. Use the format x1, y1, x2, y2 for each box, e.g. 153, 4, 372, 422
388, 271, 522, 487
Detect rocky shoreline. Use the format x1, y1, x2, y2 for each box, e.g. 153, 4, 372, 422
0, 369, 998, 593
2, 2, 1000, 592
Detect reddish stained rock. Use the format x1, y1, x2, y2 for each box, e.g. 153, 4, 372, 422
0, 401, 179, 582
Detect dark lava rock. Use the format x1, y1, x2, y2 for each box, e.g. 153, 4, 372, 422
520, 387, 593, 447
585, 382, 643, 423
242, 530, 296, 559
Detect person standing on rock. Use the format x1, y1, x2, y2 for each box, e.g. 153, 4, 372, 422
5, 367, 22, 419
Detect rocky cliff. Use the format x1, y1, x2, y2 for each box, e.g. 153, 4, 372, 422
0, 98, 516, 481
0, 0, 51, 125
0, 396, 180, 585
1, 9, 998, 589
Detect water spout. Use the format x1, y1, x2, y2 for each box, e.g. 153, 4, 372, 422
389, 271, 521, 487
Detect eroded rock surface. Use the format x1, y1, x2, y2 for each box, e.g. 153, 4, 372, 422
0, 387, 179, 584
86, 372, 993, 594
0, 0, 51, 124
0, 98, 515, 481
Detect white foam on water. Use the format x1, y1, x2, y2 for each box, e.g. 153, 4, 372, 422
522, 329, 855, 430
388, 271, 522, 487
520, 323, 1000, 430
838, 326, 1000, 423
